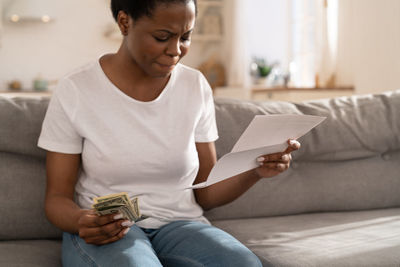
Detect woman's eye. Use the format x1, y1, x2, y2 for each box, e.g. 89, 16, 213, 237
154, 36, 169, 42
181, 36, 191, 42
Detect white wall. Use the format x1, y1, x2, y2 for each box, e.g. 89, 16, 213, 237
336, 0, 400, 94
0, 0, 120, 90
244, 0, 290, 69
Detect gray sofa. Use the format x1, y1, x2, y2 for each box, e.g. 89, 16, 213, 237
1, 90, 399, 267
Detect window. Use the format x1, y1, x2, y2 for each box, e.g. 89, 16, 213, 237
289, 0, 317, 87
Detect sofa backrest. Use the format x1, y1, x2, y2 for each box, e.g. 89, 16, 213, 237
205, 90, 400, 220
0, 96, 62, 240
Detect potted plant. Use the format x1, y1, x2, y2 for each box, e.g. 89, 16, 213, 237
251, 57, 273, 85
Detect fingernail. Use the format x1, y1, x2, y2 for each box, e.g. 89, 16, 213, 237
113, 213, 123, 220
257, 157, 265, 162
282, 155, 289, 161
122, 228, 130, 235
290, 140, 299, 146
121, 221, 134, 227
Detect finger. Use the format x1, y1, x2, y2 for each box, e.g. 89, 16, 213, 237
87, 226, 131, 245
84, 228, 124, 245
257, 153, 291, 163
79, 210, 121, 228
261, 162, 289, 172
94, 212, 125, 227
79, 219, 134, 241
97, 227, 131, 245
285, 139, 301, 153
99, 219, 134, 237
78, 211, 102, 228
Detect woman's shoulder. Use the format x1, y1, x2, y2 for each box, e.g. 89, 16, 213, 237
53, 60, 100, 100
173, 64, 213, 99
175, 63, 206, 82
62, 60, 99, 84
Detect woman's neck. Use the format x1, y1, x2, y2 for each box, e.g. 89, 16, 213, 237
100, 49, 170, 102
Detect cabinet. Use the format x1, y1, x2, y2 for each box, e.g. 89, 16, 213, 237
0, 91, 52, 98
187, 0, 226, 88
193, 0, 224, 42
214, 86, 355, 102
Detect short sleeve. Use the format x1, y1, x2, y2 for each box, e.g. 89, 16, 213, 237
37, 78, 83, 154
194, 74, 219, 143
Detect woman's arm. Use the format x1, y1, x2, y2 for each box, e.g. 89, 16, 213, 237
45, 151, 84, 232
45, 151, 132, 245
193, 140, 300, 210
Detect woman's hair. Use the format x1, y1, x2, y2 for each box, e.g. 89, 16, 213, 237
111, 0, 197, 21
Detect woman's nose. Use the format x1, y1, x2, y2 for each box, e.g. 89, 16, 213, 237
166, 40, 182, 57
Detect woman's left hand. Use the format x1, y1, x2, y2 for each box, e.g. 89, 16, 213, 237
255, 139, 301, 179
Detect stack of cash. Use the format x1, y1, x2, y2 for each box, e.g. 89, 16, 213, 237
92, 192, 144, 222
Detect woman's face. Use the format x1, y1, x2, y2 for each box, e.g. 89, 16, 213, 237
121, 1, 196, 78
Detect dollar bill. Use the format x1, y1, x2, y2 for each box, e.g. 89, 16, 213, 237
92, 192, 145, 222
94, 192, 130, 203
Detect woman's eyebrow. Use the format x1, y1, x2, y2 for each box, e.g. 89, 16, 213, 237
154, 29, 194, 35
154, 29, 174, 34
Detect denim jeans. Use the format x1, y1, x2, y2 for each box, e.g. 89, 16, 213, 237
62, 220, 262, 267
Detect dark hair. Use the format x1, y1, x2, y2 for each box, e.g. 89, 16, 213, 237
111, 0, 197, 22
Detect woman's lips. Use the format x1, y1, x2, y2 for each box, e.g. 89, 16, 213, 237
157, 62, 176, 70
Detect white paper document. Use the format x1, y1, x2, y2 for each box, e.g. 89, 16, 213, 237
186, 114, 326, 189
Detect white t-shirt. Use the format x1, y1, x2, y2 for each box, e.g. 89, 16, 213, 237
38, 59, 218, 229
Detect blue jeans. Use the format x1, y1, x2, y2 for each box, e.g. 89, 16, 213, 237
62, 220, 262, 267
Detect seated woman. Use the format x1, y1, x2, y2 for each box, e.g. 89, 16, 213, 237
38, 0, 300, 266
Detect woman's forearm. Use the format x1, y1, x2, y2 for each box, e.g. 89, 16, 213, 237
45, 194, 86, 234
194, 168, 261, 210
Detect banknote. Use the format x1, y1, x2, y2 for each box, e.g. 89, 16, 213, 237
92, 192, 145, 222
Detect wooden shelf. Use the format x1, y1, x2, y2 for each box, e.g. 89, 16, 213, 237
251, 86, 355, 95
0, 90, 52, 97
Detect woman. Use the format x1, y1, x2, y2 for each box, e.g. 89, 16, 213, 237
38, 0, 300, 266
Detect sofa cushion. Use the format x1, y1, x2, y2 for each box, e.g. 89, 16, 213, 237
0, 96, 49, 159
205, 150, 400, 220
214, 90, 400, 161
212, 208, 400, 267
0, 152, 61, 240
205, 90, 400, 220
0, 240, 61, 267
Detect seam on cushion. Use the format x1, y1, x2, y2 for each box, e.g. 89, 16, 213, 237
71, 234, 100, 267
0, 147, 46, 160
158, 254, 205, 267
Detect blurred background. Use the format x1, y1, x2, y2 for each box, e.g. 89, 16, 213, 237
0, 0, 399, 102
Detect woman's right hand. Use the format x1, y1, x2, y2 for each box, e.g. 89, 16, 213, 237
77, 210, 134, 245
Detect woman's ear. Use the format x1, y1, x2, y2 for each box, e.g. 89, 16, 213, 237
117, 11, 130, 36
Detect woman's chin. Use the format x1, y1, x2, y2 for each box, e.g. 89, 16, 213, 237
151, 65, 175, 77
158, 63, 176, 72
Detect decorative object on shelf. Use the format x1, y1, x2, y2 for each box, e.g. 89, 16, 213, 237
3, 0, 55, 23
198, 56, 226, 89
268, 67, 291, 88
193, 0, 224, 41
33, 74, 48, 91
8, 80, 22, 91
